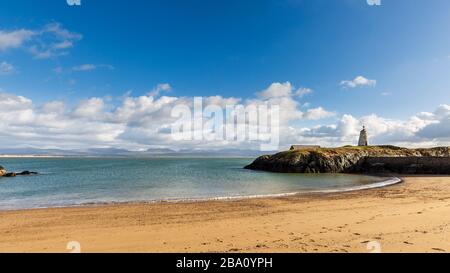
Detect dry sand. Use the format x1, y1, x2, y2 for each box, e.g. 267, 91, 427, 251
1, 176, 450, 253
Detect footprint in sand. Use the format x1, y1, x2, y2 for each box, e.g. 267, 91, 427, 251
432, 248, 445, 252
256, 244, 268, 248
415, 230, 428, 234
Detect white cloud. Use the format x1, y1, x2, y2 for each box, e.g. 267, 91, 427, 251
72, 64, 114, 72
53, 40, 73, 50
148, 83, 172, 97
340, 76, 376, 88
416, 105, 450, 140
434, 104, 450, 117
257, 82, 313, 98
0, 23, 81, 59
73, 98, 105, 118
252, 82, 326, 124
295, 87, 313, 97
41, 101, 65, 114
301, 102, 311, 108
72, 64, 96, 71
0, 62, 15, 75
0, 29, 34, 51
304, 107, 335, 120
35, 23, 82, 59
0, 92, 32, 110
258, 82, 294, 98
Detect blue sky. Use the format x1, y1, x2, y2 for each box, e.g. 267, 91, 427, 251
0, 0, 449, 150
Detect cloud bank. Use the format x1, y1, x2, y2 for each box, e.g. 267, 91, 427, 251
0, 82, 448, 151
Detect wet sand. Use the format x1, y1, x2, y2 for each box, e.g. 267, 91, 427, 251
1, 176, 450, 253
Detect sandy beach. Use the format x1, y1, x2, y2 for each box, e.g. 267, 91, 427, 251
1, 176, 450, 253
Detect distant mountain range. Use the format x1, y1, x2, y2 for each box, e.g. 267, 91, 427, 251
0, 147, 267, 157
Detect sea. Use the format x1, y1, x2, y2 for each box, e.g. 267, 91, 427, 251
0, 157, 400, 210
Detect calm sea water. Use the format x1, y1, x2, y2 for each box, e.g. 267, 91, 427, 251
0, 157, 389, 210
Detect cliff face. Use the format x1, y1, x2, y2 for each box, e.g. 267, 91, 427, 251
244, 146, 450, 174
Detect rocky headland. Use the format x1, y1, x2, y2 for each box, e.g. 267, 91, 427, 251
244, 146, 450, 174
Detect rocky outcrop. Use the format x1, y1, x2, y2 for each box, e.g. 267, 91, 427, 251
0, 166, 38, 178
244, 146, 450, 174
358, 157, 450, 174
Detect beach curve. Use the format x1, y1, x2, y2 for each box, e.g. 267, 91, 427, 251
0, 176, 449, 253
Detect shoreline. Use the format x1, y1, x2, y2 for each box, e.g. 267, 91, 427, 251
0, 176, 402, 212
1, 175, 450, 253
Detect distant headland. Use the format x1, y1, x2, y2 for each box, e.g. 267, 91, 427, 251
245, 127, 450, 174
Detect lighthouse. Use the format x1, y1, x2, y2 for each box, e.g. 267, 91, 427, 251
358, 126, 368, 146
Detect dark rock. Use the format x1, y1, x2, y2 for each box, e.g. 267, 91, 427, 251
0, 167, 38, 178
4, 172, 16, 177
360, 157, 450, 174
17, 171, 38, 176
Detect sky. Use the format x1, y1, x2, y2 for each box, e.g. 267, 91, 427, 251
0, 0, 449, 151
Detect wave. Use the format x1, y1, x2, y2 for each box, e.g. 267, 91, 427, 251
166, 176, 403, 202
